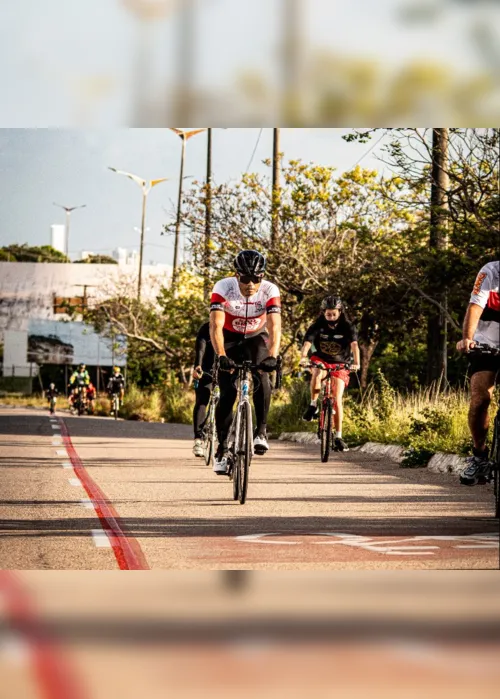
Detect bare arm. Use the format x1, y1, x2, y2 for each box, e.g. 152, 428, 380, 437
351, 341, 360, 368
457, 303, 483, 351
300, 341, 312, 363
209, 311, 226, 356
267, 313, 281, 357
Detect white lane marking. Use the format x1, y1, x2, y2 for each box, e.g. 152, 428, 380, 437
52, 439, 62, 445
80, 499, 94, 510
91, 529, 112, 548
51, 424, 60, 430
56, 450, 67, 456
68, 478, 82, 487
62, 462, 73, 469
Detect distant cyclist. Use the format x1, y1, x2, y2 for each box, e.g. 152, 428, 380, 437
45, 383, 59, 414
68, 363, 90, 410
192, 321, 215, 457
299, 295, 360, 452
107, 366, 125, 410
86, 381, 96, 414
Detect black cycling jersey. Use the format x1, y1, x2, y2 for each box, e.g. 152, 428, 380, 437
304, 316, 358, 364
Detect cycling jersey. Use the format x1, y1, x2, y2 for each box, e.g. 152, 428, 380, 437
107, 375, 125, 394
210, 277, 281, 337
70, 371, 90, 386
470, 261, 499, 348
304, 316, 358, 364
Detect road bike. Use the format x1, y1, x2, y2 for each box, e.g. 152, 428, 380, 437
198, 367, 220, 469
304, 361, 352, 463
468, 343, 500, 518
48, 397, 57, 415
110, 392, 121, 420
225, 361, 257, 505
72, 384, 87, 416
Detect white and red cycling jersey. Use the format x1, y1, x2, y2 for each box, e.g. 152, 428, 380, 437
470, 260, 499, 348
210, 277, 281, 337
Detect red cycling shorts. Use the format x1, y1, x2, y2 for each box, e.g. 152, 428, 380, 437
310, 355, 350, 386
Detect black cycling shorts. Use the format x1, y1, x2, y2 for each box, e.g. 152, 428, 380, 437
469, 353, 500, 379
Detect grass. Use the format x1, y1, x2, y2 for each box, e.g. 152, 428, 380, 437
4, 372, 495, 464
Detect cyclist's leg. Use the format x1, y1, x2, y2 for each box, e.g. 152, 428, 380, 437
250, 334, 272, 436
469, 369, 495, 454
216, 367, 237, 450
332, 377, 346, 433
193, 375, 212, 439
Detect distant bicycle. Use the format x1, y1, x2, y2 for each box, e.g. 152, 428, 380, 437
49, 396, 57, 415
468, 343, 500, 518
72, 384, 87, 416
304, 361, 353, 463
110, 392, 121, 420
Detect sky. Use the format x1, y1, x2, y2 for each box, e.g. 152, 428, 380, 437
0, 128, 391, 265
1, 0, 498, 126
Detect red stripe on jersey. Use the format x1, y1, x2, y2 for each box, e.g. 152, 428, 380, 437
210, 292, 226, 304
489, 291, 500, 311
266, 296, 281, 308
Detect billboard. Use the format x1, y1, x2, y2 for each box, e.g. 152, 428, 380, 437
26, 319, 127, 366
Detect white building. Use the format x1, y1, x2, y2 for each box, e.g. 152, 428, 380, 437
50, 224, 66, 254
0, 261, 171, 378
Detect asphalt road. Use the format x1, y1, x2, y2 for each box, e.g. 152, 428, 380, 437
0, 407, 498, 570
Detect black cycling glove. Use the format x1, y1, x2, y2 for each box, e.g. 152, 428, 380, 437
218, 355, 237, 372
259, 356, 278, 373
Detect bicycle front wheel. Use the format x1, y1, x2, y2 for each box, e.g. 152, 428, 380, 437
237, 400, 253, 504
320, 399, 332, 463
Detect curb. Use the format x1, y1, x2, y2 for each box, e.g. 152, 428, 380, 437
278, 433, 466, 474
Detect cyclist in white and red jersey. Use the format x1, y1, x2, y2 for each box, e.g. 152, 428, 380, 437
210, 250, 282, 474
456, 260, 499, 485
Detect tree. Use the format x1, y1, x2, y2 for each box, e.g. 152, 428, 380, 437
0, 244, 69, 263
74, 255, 118, 264
175, 160, 426, 387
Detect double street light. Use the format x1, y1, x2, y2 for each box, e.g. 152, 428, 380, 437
108, 168, 168, 302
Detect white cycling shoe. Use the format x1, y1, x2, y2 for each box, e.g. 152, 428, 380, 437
253, 434, 269, 455
193, 439, 204, 457
213, 449, 228, 475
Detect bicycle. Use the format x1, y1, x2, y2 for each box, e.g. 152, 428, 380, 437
224, 360, 258, 505
73, 384, 87, 416
467, 343, 500, 518
110, 392, 121, 420
197, 367, 220, 469
303, 361, 352, 463
48, 397, 57, 415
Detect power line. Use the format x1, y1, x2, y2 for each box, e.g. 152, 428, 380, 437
245, 128, 264, 173
350, 131, 386, 169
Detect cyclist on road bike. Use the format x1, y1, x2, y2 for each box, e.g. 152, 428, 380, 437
86, 381, 96, 414
210, 250, 282, 474
68, 363, 90, 410
107, 366, 125, 410
45, 383, 59, 411
299, 296, 360, 452
456, 260, 500, 485
192, 321, 215, 457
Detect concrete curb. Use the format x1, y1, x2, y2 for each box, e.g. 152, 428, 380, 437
278, 433, 466, 473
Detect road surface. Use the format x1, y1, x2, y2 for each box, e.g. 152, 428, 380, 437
0, 407, 498, 570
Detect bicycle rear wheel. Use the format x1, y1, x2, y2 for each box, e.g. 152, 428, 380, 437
203, 403, 216, 467
237, 400, 253, 504
320, 399, 332, 463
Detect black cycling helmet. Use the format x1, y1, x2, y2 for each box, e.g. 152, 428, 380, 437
233, 250, 266, 276
321, 295, 344, 311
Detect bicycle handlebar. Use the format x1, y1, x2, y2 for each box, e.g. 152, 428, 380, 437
467, 342, 500, 356
301, 362, 353, 372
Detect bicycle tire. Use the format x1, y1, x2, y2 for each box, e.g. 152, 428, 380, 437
231, 416, 240, 501
114, 396, 119, 420
238, 400, 252, 504
320, 399, 332, 463
203, 402, 216, 467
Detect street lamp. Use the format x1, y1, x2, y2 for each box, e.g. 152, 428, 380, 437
53, 203, 86, 258
168, 127, 207, 289
108, 167, 168, 302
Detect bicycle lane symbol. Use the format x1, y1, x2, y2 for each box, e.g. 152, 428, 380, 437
235, 532, 499, 556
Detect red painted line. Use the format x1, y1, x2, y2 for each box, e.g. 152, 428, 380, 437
57, 418, 149, 570
0, 571, 87, 699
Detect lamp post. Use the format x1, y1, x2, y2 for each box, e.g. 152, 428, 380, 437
168, 127, 207, 289
53, 203, 86, 258
108, 168, 168, 301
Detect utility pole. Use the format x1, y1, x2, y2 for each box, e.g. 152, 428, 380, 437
204, 128, 212, 300
427, 128, 449, 387
271, 128, 281, 247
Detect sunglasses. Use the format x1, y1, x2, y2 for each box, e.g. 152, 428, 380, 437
238, 274, 263, 284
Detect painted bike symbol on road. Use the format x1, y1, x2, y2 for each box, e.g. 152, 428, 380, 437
235, 532, 499, 556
